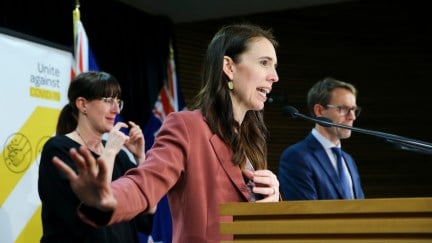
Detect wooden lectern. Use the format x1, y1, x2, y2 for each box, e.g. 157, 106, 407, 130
220, 197, 432, 242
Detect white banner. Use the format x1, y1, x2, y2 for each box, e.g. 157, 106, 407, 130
0, 29, 72, 243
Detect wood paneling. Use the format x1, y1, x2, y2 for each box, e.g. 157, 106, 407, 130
220, 198, 432, 242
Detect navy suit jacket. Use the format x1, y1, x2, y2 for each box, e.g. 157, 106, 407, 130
279, 132, 365, 200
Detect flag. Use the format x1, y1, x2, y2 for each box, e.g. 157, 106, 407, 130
72, 6, 99, 77
72, 6, 133, 136
140, 42, 186, 243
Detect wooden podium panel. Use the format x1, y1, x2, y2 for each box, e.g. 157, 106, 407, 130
220, 198, 432, 242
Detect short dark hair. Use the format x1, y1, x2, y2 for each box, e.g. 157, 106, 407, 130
307, 77, 357, 117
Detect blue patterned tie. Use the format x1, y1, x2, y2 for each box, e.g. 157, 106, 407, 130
331, 147, 352, 199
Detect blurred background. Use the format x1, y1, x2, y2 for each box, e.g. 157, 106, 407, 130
2, 0, 431, 199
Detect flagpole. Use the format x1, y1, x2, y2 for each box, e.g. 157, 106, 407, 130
73, 1, 80, 55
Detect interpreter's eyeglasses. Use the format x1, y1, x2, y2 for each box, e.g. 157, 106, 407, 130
101, 97, 124, 111
326, 104, 361, 117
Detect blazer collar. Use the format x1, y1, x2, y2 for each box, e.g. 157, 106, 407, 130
210, 134, 250, 201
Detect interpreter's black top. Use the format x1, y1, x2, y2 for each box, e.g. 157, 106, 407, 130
38, 135, 152, 243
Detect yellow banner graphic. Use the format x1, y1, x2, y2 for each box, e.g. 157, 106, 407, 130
0, 106, 59, 206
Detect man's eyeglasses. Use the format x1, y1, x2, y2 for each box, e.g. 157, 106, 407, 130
101, 97, 124, 111
326, 104, 361, 117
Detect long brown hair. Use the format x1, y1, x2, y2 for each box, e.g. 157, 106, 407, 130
191, 23, 278, 170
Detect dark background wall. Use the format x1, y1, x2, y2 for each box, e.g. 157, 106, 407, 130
173, 0, 432, 198
2, 0, 431, 198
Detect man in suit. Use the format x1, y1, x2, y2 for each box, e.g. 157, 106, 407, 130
279, 77, 365, 200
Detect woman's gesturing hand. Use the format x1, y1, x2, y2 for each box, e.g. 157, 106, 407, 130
125, 121, 146, 164
52, 145, 118, 211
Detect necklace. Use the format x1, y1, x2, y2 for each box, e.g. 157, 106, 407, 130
75, 129, 102, 154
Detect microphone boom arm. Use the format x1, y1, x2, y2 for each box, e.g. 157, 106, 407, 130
286, 106, 432, 155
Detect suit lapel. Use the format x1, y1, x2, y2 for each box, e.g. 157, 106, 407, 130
209, 134, 249, 201
306, 134, 346, 198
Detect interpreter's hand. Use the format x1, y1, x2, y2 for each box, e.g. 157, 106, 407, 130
124, 121, 146, 165
101, 122, 130, 180
243, 169, 280, 202
104, 122, 129, 158
52, 146, 117, 212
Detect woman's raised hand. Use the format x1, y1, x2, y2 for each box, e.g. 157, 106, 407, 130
52, 145, 117, 211
124, 121, 146, 164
